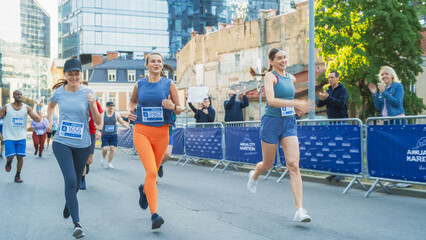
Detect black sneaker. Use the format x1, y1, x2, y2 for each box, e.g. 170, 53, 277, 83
34, 149, 38, 155
5, 161, 12, 172
14, 176, 23, 183
73, 223, 85, 239
138, 185, 148, 209
63, 204, 70, 219
151, 213, 164, 229
158, 165, 163, 178
325, 175, 336, 181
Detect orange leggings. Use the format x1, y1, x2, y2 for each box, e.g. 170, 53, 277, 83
133, 123, 169, 214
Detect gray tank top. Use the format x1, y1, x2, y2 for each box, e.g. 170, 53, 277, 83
102, 112, 117, 135
3, 103, 28, 140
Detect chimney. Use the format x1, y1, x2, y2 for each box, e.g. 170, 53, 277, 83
91, 54, 103, 67
233, 17, 244, 25
190, 30, 198, 39
264, 9, 277, 18
107, 51, 119, 61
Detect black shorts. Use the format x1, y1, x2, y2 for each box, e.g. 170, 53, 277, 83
47, 131, 57, 138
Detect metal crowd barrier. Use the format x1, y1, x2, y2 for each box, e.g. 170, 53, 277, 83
116, 125, 136, 155
364, 115, 426, 197
172, 123, 193, 166
275, 118, 366, 194
183, 122, 225, 168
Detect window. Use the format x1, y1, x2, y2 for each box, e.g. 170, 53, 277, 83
108, 70, 116, 81
108, 92, 116, 105
95, 31, 102, 44
95, 14, 102, 26
128, 70, 136, 82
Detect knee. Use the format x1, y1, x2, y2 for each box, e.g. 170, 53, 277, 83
164, 152, 171, 160
64, 178, 77, 191
262, 161, 274, 170
286, 160, 300, 172
110, 147, 115, 153
145, 169, 157, 180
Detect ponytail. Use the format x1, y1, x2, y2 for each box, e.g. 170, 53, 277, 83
249, 48, 281, 77
161, 63, 174, 78
52, 78, 67, 90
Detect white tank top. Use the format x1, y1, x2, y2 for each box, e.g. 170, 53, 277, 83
3, 103, 28, 140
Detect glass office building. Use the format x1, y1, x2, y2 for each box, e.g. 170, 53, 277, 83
59, 0, 170, 62
246, 0, 280, 21
0, 0, 51, 106
167, 0, 228, 58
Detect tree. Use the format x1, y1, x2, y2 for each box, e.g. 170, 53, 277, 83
315, 0, 425, 120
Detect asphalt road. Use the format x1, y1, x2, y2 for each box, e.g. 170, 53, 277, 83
0, 143, 425, 240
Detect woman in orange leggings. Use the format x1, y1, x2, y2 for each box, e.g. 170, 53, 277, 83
128, 53, 181, 229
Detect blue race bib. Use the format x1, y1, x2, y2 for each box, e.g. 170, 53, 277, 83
11, 118, 24, 126
59, 120, 84, 139
36, 129, 45, 135
105, 125, 115, 132
142, 107, 164, 122
281, 106, 295, 117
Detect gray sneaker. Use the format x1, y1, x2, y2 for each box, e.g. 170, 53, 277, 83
294, 208, 311, 222
247, 170, 257, 193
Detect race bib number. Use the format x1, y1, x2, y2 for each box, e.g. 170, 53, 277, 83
281, 106, 295, 117
142, 107, 164, 122
11, 118, 24, 126
36, 129, 45, 135
59, 120, 84, 139
105, 125, 115, 132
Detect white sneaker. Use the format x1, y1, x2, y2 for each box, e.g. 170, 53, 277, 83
100, 158, 106, 167
293, 208, 311, 222
247, 170, 257, 193
107, 162, 114, 169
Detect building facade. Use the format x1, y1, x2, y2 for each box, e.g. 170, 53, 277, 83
58, 0, 170, 63
0, 0, 51, 106
167, 0, 228, 58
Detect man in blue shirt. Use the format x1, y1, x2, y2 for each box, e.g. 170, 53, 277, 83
224, 86, 249, 122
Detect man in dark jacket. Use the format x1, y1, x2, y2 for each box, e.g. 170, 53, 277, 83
224, 86, 249, 122
188, 97, 215, 123
316, 70, 348, 181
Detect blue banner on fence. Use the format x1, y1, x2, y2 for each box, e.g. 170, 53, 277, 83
117, 128, 134, 148
367, 124, 426, 182
172, 128, 184, 155
185, 127, 222, 160
288, 125, 362, 174
225, 127, 263, 164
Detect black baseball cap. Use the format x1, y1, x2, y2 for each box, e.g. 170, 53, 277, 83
63, 59, 82, 72
106, 101, 115, 106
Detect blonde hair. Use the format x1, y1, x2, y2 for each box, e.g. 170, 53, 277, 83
52, 78, 67, 90
378, 66, 400, 84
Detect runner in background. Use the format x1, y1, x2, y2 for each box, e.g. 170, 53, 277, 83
31, 110, 49, 157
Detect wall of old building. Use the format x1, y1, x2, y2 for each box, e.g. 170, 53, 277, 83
176, 2, 324, 121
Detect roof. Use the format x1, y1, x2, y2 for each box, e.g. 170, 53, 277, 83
93, 59, 177, 70
245, 70, 324, 100
422, 28, 426, 57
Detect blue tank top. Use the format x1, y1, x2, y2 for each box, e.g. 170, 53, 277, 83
102, 112, 117, 135
264, 71, 295, 118
135, 77, 173, 127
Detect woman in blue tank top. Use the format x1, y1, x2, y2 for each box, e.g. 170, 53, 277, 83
128, 53, 182, 230
247, 48, 312, 222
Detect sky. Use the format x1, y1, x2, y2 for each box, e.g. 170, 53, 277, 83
37, 0, 58, 59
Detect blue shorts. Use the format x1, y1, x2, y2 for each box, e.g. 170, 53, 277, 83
4, 139, 27, 158
168, 134, 173, 145
260, 115, 297, 144
101, 134, 118, 147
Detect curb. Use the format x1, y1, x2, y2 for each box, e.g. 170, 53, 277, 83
169, 157, 426, 199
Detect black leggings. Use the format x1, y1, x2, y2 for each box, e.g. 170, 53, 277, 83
52, 142, 90, 224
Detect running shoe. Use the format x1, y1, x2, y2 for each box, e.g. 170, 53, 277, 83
151, 213, 164, 229
396, 183, 411, 188
14, 176, 23, 183
293, 208, 311, 222
5, 161, 11, 172
107, 162, 114, 169
0, 154, 3, 158
80, 178, 86, 190
100, 158, 106, 167
73, 223, 85, 239
138, 184, 148, 209
34, 149, 38, 155
247, 170, 257, 193
158, 165, 163, 178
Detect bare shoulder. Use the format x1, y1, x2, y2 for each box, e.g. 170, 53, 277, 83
288, 73, 296, 83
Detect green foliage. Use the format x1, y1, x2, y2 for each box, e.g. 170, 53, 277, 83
315, 0, 426, 120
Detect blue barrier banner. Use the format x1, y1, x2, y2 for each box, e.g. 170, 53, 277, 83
292, 125, 362, 174
172, 128, 184, 155
186, 127, 222, 160
225, 127, 262, 164
117, 128, 134, 148
367, 125, 426, 182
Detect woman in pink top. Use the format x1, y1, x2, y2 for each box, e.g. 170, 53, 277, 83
31, 110, 49, 157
